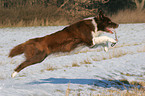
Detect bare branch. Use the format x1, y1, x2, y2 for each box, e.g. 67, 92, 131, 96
140, 0, 145, 10
134, 0, 145, 10
134, 0, 140, 9
54, 0, 69, 14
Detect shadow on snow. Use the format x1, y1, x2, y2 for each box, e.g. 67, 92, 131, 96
27, 78, 142, 90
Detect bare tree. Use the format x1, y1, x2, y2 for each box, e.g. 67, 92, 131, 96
133, 0, 145, 10
54, 0, 110, 14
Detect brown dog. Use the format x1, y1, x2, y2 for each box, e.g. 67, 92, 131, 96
9, 11, 118, 77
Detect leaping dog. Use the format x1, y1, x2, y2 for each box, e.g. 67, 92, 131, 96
9, 11, 119, 78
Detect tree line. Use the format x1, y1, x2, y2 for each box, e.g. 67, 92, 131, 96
1, 0, 144, 13
0, 0, 144, 27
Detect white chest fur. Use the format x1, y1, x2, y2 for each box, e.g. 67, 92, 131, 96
91, 18, 103, 45
91, 18, 103, 36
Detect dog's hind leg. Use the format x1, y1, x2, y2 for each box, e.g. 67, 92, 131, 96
11, 51, 47, 78
11, 44, 48, 78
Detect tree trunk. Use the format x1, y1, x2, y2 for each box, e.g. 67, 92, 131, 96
134, 0, 145, 11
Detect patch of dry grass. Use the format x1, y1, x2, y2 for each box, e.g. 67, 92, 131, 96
114, 42, 142, 49
111, 9, 145, 23
92, 56, 101, 61
65, 83, 71, 96
1, 6, 145, 28
120, 72, 143, 77
65, 80, 145, 96
72, 62, 80, 67
46, 65, 57, 71
0, 6, 71, 27
108, 49, 129, 59
137, 45, 145, 53
92, 49, 129, 62
80, 58, 92, 65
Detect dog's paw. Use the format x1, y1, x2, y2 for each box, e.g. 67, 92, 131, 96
104, 47, 108, 52
11, 71, 18, 78
111, 43, 116, 47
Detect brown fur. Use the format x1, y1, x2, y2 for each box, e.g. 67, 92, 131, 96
9, 11, 119, 73
9, 20, 94, 72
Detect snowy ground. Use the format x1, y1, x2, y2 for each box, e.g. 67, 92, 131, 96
0, 24, 145, 96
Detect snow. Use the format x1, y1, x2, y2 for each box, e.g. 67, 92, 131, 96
0, 24, 145, 96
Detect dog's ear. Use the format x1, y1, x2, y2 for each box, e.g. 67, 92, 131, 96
96, 10, 104, 20
99, 10, 104, 19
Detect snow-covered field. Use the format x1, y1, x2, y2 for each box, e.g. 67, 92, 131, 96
0, 24, 145, 96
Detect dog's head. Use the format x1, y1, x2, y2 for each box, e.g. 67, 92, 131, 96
94, 11, 119, 34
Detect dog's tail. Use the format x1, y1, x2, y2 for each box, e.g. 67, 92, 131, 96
9, 43, 25, 57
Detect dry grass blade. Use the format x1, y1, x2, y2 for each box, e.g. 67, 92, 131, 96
65, 83, 70, 96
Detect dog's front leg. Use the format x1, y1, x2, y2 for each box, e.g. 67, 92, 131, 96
93, 36, 117, 44
92, 36, 117, 52
104, 42, 109, 52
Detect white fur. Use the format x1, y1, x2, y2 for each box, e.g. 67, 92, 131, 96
88, 18, 117, 52
84, 17, 99, 34
91, 18, 98, 33
92, 36, 117, 44
91, 18, 104, 46
11, 71, 18, 78
104, 46, 109, 52
83, 17, 94, 20
91, 32, 117, 52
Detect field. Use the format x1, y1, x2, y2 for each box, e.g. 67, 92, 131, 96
0, 24, 145, 96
